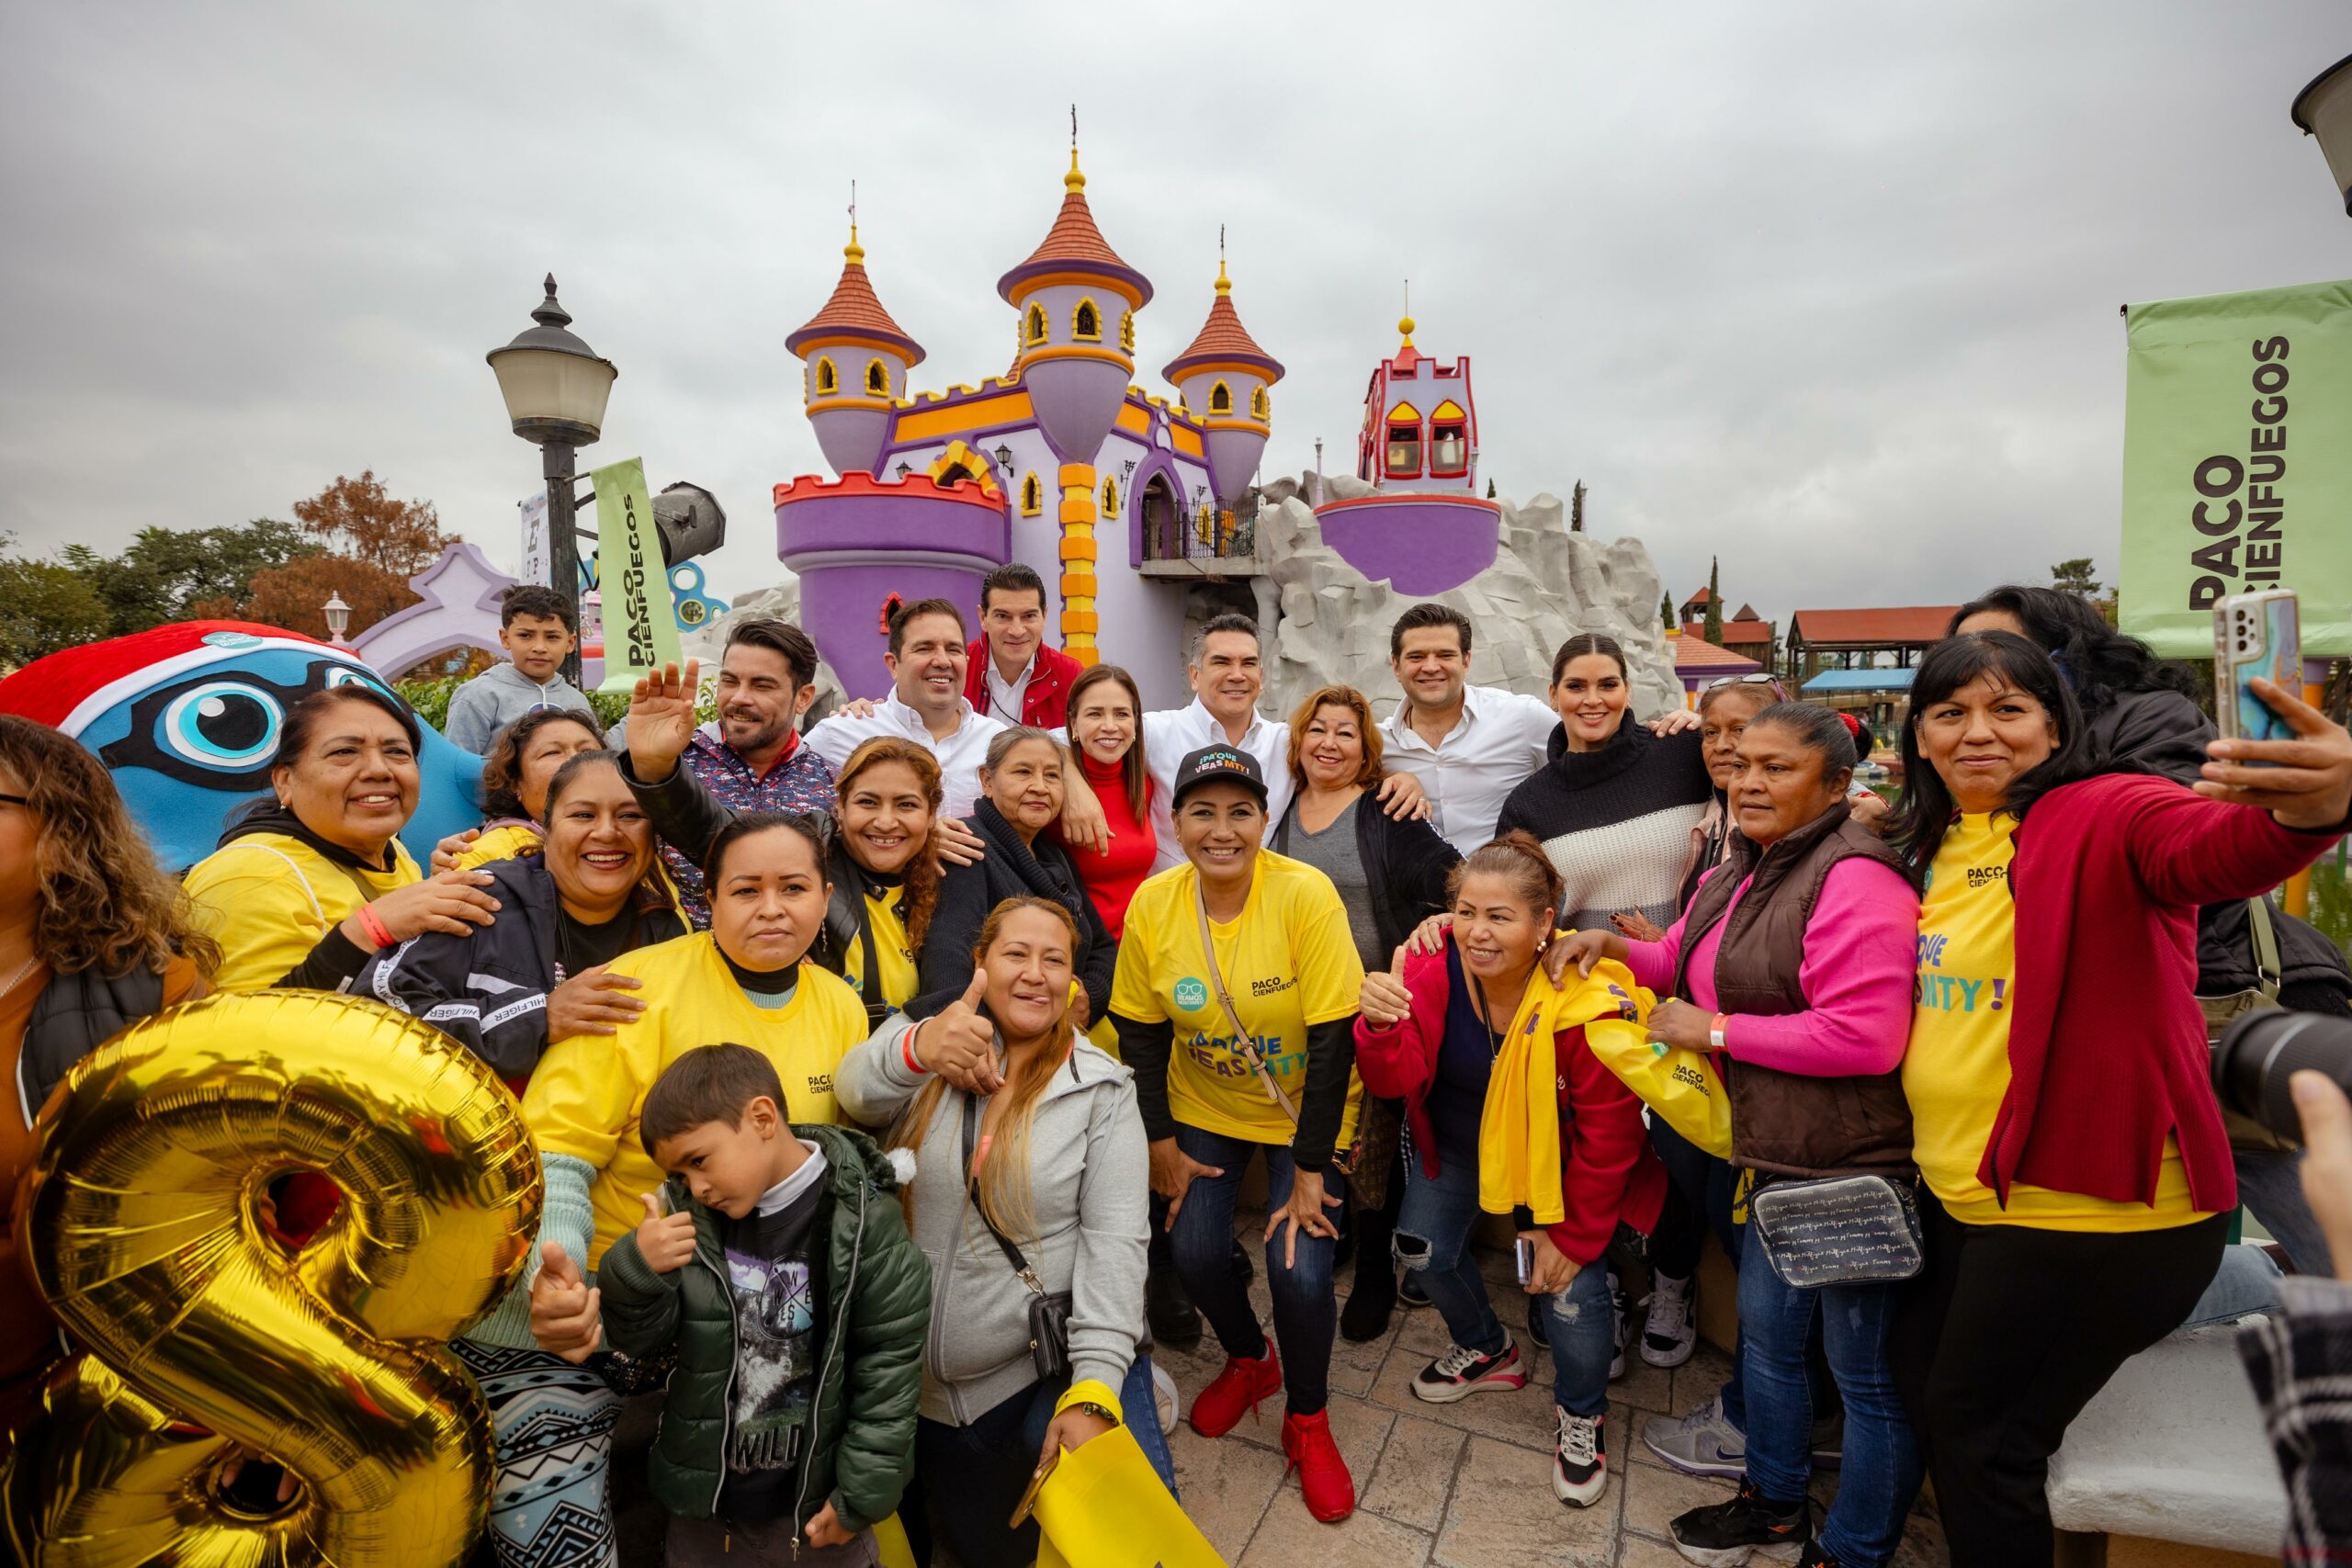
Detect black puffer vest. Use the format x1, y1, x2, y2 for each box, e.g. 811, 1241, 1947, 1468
1670, 803, 1914, 1179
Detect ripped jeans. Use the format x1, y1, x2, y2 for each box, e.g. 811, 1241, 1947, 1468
1395, 1150, 1615, 1417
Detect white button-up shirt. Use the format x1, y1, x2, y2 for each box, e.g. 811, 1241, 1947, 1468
983, 653, 1035, 724
1141, 698, 1295, 872
1379, 683, 1557, 855
804, 693, 1008, 821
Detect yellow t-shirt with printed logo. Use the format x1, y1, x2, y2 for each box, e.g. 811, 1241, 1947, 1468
840, 886, 920, 1013
1902, 812, 2206, 1233
1112, 852, 1363, 1148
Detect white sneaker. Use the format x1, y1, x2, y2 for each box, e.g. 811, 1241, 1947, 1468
1607, 1267, 1629, 1380
1552, 1406, 1608, 1507
1640, 1393, 1747, 1479
1410, 1339, 1529, 1404
1640, 1271, 1698, 1369
1152, 1360, 1179, 1436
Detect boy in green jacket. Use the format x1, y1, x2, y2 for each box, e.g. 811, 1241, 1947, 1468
599, 1043, 932, 1563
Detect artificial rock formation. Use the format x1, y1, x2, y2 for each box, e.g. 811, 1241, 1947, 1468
1255, 476, 1679, 722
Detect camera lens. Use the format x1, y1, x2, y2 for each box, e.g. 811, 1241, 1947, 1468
2211, 1010, 2352, 1145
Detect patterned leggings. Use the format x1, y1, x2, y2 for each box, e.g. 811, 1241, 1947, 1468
451, 1339, 623, 1568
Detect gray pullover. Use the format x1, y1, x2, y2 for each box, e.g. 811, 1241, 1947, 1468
837, 1014, 1148, 1426
442, 660, 597, 753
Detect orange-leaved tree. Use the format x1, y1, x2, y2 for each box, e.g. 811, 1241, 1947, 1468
193, 472, 457, 641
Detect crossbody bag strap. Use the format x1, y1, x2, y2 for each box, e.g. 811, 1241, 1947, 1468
2248, 897, 2281, 1000
960, 1086, 1044, 1294
1193, 883, 1299, 1125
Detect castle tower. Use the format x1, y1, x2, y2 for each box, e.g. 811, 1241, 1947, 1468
786, 223, 925, 477
996, 147, 1151, 664
1163, 254, 1283, 511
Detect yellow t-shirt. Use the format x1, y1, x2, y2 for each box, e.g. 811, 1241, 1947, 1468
521, 931, 871, 1266
184, 832, 422, 993
840, 886, 920, 1014
1112, 852, 1364, 1148
1902, 812, 2206, 1232
454, 822, 544, 871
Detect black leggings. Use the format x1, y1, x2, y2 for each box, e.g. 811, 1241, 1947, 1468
1888, 1192, 2226, 1568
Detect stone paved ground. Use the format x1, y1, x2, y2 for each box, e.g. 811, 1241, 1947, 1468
1153, 1210, 1951, 1568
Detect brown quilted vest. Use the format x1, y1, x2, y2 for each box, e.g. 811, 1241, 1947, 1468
1670, 802, 1915, 1179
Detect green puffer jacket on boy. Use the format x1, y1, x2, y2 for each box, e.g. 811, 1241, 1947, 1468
597, 1122, 931, 1533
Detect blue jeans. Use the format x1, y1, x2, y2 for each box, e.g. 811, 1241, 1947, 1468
913, 1354, 1176, 1568
1394, 1152, 1616, 1417
2235, 1145, 2335, 1277
1166, 1124, 1336, 1414
1739, 1241, 1920, 1568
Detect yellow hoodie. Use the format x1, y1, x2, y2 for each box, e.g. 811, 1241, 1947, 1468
520, 931, 871, 1268
184, 832, 421, 993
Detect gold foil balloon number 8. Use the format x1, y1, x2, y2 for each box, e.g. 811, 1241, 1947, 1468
2, 991, 544, 1566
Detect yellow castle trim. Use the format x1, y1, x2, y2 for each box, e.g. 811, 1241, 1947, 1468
894, 390, 1035, 443
1171, 425, 1204, 457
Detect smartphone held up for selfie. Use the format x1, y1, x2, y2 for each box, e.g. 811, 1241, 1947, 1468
2213, 589, 2301, 761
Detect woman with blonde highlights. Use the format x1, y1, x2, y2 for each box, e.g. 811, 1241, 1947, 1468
1, 715, 218, 1427
841, 897, 1164, 1568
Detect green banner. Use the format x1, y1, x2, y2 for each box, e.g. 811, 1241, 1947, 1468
2120, 278, 2352, 660
591, 457, 683, 694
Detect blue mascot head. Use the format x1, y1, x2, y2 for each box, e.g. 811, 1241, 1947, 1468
0, 622, 485, 871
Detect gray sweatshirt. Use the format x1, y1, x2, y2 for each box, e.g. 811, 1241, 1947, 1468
442, 660, 598, 753
837, 1014, 1148, 1426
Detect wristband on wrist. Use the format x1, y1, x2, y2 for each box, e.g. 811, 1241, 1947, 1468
1068, 1401, 1120, 1427
1709, 1013, 1730, 1052
356, 905, 394, 951
902, 1022, 929, 1076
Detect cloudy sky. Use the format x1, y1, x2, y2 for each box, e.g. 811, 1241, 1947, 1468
3, 3, 2345, 625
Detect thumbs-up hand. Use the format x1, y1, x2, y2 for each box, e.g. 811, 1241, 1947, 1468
529, 1240, 602, 1363
1360, 946, 1414, 1029
915, 971, 1002, 1095
635, 1191, 698, 1275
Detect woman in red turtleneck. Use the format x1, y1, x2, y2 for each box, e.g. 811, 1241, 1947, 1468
1061, 665, 1159, 940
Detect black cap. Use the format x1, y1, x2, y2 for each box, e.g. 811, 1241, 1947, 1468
1171, 744, 1270, 809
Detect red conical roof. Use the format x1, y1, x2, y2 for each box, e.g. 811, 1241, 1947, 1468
996, 154, 1153, 308
1164, 262, 1283, 382
786, 233, 924, 366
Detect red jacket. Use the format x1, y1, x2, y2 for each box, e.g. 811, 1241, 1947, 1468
963, 640, 1083, 729
1353, 943, 1666, 1265
1987, 773, 2343, 1213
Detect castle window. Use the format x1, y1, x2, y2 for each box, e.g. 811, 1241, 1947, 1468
865, 359, 889, 396
815, 356, 838, 395
1209, 381, 1232, 415
1120, 310, 1135, 352
1385, 401, 1423, 478
1101, 475, 1121, 514
1073, 299, 1102, 342
1430, 400, 1468, 477
1021, 473, 1043, 516
1251, 385, 1270, 420
878, 593, 905, 635
1025, 303, 1048, 345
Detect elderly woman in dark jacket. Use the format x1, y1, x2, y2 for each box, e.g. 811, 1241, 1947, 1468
1272, 683, 1460, 1339
906, 728, 1114, 1026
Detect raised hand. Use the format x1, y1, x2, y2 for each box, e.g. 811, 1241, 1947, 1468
915, 971, 1002, 1094
2198, 679, 2352, 831
528, 1240, 601, 1363
1360, 945, 1414, 1029
627, 659, 702, 784
547, 964, 646, 1041
635, 1191, 697, 1274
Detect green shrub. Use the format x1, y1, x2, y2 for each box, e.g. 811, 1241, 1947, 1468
394, 672, 712, 740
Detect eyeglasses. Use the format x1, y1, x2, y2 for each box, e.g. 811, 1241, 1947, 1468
1702, 673, 1785, 696
0, 793, 25, 807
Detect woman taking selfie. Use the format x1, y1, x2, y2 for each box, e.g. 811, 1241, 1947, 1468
1885, 630, 2352, 1568
623, 660, 945, 1026
447, 707, 607, 870
1112, 745, 1366, 1524
1355, 832, 1662, 1509
910, 728, 1114, 1029
1272, 683, 1459, 1340
1557, 704, 1921, 1566
842, 897, 1166, 1568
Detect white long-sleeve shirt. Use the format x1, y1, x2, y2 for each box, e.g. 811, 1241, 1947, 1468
1378, 684, 1556, 855
804, 693, 1007, 820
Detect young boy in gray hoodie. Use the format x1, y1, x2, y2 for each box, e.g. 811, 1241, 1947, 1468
444, 584, 598, 752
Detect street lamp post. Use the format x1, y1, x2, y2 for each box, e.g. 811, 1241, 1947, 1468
322, 590, 351, 647
487, 275, 617, 687
2291, 53, 2352, 217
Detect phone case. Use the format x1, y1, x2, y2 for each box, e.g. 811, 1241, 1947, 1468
2214, 591, 2300, 752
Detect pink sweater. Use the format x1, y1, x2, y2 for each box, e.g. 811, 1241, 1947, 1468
1623, 858, 1918, 1077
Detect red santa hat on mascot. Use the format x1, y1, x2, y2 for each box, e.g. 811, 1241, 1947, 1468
0, 621, 339, 736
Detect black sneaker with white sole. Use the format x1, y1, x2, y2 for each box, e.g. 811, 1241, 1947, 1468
1668, 1479, 1812, 1564
1410, 1340, 1528, 1404
1552, 1406, 1607, 1507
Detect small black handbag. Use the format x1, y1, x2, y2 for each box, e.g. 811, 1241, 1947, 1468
963, 1093, 1074, 1382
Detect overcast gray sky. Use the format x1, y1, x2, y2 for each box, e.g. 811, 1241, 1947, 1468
3, 3, 2345, 625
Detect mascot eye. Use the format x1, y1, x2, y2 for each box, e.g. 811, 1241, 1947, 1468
323, 666, 390, 695
160, 682, 282, 769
